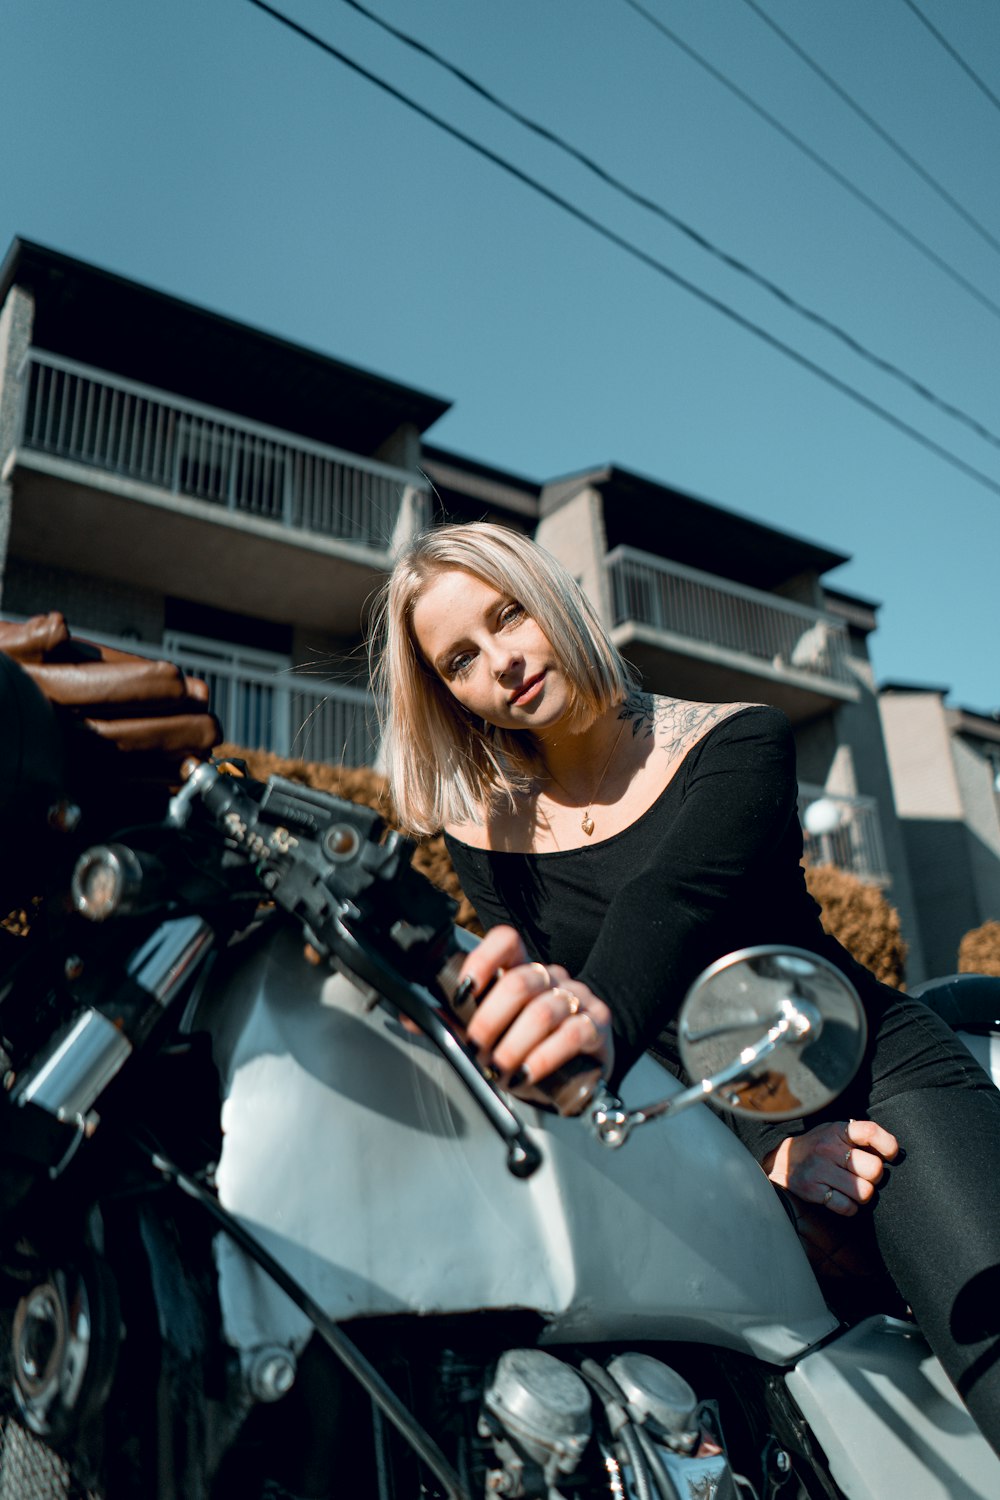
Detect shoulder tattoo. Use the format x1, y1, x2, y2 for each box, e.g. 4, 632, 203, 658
617, 692, 745, 757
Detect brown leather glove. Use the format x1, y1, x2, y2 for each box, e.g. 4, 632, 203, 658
0, 613, 221, 775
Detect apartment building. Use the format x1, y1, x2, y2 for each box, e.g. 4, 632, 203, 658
880, 686, 1000, 976
0, 238, 923, 971
0, 238, 445, 767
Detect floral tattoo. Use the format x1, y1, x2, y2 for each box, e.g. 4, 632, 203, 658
617, 692, 745, 758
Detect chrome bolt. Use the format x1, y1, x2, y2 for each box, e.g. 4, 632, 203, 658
47, 801, 82, 835
244, 1345, 297, 1403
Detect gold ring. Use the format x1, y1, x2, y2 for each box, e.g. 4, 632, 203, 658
823, 1188, 834, 1206
547, 984, 581, 1017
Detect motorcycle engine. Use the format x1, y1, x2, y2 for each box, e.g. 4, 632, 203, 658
480, 1349, 593, 1493
477, 1347, 739, 1500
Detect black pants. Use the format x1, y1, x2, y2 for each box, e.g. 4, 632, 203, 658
831, 993, 1000, 1454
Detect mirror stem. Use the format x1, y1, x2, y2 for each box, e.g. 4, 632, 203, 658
591, 997, 822, 1149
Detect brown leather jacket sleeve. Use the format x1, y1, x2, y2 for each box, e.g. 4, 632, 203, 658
0, 613, 221, 771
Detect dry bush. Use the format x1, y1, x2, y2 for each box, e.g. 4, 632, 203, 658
803, 863, 907, 989
958, 920, 1000, 977
219, 745, 483, 934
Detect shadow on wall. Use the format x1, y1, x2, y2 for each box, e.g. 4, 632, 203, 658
897, 819, 1000, 979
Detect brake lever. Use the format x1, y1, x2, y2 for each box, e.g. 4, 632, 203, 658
330, 918, 542, 1179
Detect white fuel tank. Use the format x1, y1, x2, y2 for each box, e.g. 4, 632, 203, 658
198, 928, 836, 1365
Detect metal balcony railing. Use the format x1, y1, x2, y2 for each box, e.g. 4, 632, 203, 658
16, 350, 429, 551
163, 634, 378, 767
606, 545, 854, 690
0, 617, 378, 768
797, 784, 890, 886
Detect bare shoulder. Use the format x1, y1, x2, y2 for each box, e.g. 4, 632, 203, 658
443, 795, 532, 852
442, 817, 487, 849
619, 693, 765, 761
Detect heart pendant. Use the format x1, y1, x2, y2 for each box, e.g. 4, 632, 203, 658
581, 816, 595, 836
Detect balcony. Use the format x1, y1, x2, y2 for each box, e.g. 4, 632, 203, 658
606, 546, 859, 722
1, 615, 379, 767
797, 784, 890, 886
4, 351, 431, 633
165, 633, 378, 767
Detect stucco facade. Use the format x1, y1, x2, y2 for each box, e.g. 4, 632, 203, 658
880, 687, 1000, 976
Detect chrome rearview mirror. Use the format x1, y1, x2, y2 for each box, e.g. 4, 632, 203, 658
591, 946, 867, 1148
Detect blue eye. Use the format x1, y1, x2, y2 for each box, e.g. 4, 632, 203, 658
448, 651, 475, 677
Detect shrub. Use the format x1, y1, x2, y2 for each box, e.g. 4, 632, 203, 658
802, 863, 907, 989
958, 920, 1000, 977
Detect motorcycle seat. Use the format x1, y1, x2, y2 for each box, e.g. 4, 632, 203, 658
909, 974, 1000, 1034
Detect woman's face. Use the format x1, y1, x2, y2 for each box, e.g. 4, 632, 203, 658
410, 568, 572, 732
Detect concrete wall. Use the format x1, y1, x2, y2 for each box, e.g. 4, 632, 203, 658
879, 692, 989, 977
2, 557, 166, 644
879, 693, 962, 818
829, 655, 927, 981
536, 484, 612, 625
0, 283, 35, 603
952, 735, 1000, 929
374, 421, 421, 474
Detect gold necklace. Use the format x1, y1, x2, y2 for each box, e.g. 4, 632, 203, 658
544, 717, 628, 837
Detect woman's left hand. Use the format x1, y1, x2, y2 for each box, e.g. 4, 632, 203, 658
763, 1118, 899, 1217
456, 925, 614, 1088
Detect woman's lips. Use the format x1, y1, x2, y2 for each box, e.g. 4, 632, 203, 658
510, 672, 545, 706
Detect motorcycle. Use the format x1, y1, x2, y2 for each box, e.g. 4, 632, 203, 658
1, 655, 999, 1500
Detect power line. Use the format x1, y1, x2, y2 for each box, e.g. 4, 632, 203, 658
900, 0, 1000, 116
328, 0, 1000, 455
740, 0, 1000, 258
244, 0, 1000, 501
619, 0, 1000, 325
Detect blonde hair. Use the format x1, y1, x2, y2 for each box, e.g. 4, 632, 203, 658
369, 522, 635, 834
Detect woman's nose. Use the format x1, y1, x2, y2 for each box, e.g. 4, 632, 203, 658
488, 643, 522, 679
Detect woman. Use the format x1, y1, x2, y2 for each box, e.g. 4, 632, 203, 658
371, 520, 1000, 1449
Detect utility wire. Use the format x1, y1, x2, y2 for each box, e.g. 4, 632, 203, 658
245, 0, 1000, 501
620, 0, 1000, 325
329, 0, 1000, 455
900, 0, 1000, 116
741, 0, 1000, 258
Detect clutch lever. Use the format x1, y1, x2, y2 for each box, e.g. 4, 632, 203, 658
330, 917, 542, 1179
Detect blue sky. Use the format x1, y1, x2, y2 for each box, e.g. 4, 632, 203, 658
3, 0, 998, 710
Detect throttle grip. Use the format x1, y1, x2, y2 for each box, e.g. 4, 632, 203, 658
434, 940, 604, 1118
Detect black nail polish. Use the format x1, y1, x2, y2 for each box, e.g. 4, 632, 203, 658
453, 976, 476, 1011
509, 1068, 529, 1089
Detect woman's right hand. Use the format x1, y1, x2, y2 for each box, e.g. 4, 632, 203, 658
456, 926, 614, 1089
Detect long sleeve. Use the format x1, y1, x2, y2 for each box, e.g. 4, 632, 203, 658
577, 707, 801, 1076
